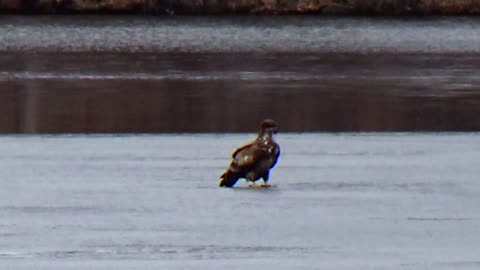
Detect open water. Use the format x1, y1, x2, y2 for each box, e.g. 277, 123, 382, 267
1, 16, 480, 132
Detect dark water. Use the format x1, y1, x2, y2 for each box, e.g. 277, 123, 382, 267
1, 16, 480, 132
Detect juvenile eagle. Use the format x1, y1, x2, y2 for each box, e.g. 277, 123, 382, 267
219, 119, 280, 188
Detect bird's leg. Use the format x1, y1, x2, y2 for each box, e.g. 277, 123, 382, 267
249, 181, 265, 189
261, 180, 271, 188
261, 173, 271, 187
248, 181, 257, 188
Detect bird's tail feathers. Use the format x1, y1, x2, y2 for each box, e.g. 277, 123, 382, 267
219, 170, 240, 188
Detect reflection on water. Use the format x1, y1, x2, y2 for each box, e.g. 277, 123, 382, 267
1, 52, 480, 133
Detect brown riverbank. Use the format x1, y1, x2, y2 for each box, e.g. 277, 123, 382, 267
1, 0, 480, 15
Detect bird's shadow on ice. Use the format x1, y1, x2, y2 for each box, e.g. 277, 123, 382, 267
225, 185, 280, 192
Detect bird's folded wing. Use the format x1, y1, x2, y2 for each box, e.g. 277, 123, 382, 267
231, 141, 255, 158
230, 144, 268, 172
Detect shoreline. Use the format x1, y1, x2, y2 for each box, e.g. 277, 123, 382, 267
1, 0, 480, 15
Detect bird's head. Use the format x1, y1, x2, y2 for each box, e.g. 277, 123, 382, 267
259, 119, 278, 136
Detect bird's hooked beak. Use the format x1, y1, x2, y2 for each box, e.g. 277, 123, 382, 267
273, 126, 278, 134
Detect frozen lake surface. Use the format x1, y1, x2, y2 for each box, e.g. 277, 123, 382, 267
1, 133, 480, 269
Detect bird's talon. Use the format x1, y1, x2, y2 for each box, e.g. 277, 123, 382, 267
249, 183, 263, 189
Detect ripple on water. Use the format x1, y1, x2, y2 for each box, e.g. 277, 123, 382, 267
2, 16, 480, 53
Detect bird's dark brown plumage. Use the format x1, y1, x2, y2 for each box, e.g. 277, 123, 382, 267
219, 119, 280, 188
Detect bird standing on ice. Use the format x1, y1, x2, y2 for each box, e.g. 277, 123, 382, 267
219, 119, 280, 188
